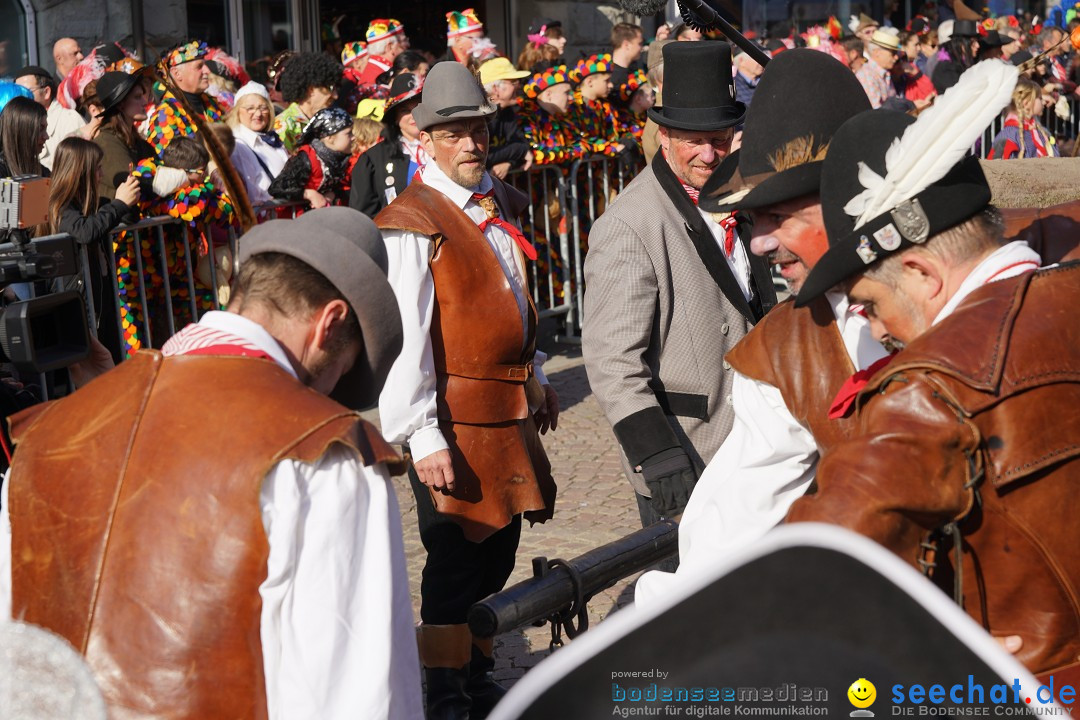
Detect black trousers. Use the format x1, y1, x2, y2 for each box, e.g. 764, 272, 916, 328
409, 465, 522, 626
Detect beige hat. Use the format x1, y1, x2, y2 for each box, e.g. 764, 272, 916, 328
856, 13, 879, 32
868, 29, 901, 52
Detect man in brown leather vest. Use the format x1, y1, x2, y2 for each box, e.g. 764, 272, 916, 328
375, 61, 558, 720
789, 77, 1080, 676
0, 209, 425, 719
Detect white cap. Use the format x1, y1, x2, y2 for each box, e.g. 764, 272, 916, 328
234, 81, 270, 102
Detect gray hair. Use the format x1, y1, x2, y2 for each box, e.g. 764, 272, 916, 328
863, 207, 1005, 287
368, 36, 398, 57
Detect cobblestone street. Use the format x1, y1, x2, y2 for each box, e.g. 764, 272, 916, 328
367, 345, 643, 688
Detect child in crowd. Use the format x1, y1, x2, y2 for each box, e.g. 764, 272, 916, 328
46, 136, 142, 360
989, 77, 1059, 159
614, 69, 653, 146
568, 54, 627, 158
269, 107, 354, 209
120, 136, 235, 356
519, 63, 584, 165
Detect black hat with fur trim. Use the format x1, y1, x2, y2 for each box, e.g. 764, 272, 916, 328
793, 110, 991, 306
699, 49, 871, 213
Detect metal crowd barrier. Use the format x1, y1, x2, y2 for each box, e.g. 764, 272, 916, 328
974, 97, 1080, 159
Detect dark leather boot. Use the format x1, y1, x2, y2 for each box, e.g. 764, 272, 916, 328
466, 638, 508, 719
418, 624, 473, 720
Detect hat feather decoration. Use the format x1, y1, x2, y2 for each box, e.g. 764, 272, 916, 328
844, 59, 1019, 228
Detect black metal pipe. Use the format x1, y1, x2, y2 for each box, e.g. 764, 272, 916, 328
468, 520, 679, 638
131, 0, 146, 61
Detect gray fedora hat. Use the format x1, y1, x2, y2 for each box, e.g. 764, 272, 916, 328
411, 60, 496, 132
237, 207, 403, 410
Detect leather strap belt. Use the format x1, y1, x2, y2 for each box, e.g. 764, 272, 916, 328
444, 361, 533, 382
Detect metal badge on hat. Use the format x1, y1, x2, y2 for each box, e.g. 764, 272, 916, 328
890, 198, 930, 244
873, 223, 902, 251
855, 235, 878, 264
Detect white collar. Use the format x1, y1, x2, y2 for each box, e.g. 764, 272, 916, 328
195, 311, 298, 379
419, 157, 493, 211
933, 241, 1041, 325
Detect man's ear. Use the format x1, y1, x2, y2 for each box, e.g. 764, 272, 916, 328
657, 124, 670, 153
420, 130, 435, 158
899, 250, 944, 302
313, 298, 352, 350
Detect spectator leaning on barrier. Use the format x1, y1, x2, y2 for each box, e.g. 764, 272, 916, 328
0, 208, 424, 719
582, 41, 776, 534
269, 107, 353, 209
92, 71, 155, 201
348, 72, 424, 217
14, 65, 86, 171
988, 76, 1059, 158
227, 81, 289, 206
519, 63, 584, 165
480, 57, 532, 179
375, 61, 558, 720
273, 52, 343, 154
568, 54, 629, 160
146, 40, 226, 157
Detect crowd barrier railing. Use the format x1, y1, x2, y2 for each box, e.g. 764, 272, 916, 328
974, 98, 1080, 159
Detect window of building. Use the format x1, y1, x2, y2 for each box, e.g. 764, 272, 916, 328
1, 0, 33, 78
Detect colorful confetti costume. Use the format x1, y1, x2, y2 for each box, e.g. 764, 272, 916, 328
114, 159, 236, 357
614, 70, 648, 144
145, 89, 226, 157
518, 98, 585, 165
566, 55, 624, 157
273, 103, 310, 155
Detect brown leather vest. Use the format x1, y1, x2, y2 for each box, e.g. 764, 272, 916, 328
7, 351, 401, 719
1000, 199, 1080, 265
376, 179, 556, 542
725, 296, 860, 453
854, 263, 1080, 674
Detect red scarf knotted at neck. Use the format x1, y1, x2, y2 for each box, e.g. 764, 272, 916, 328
677, 175, 738, 257
471, 190, 538, 260
827, 354, 896, 419
1003, 115, 1049, 157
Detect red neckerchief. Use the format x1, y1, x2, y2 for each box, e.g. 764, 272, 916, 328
470, 189, 538, 260
1003, 114, 1049, 157
662, 149, 737, 256
828, 260, 1040, 419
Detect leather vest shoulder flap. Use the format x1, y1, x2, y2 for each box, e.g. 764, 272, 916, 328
377, 180, 536, 425
726, 296, 858, 451
8, 351, 397, 718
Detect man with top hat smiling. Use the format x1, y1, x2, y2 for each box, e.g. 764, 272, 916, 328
785, 59, 1080, 676
583, 42, 776, 532
375, 61, 558, 719
146, 40, 226, 156
632, 49, 885, 603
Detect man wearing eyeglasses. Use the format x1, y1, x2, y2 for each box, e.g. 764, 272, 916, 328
855, 30, 902, 108
14, 65, 86, 170
375, 61, 558, 720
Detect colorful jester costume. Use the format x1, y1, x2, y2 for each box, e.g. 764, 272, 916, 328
145, 41, 226, 156
521, 66, 585, 166
566, 54, 624, 157
273, 103, 311, 155
614, 69, 648, 144
114, 159, 236, 357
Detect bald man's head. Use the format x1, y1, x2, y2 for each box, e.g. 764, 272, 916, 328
53, 38, 83, 79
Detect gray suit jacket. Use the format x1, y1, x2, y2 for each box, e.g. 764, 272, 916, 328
582, 154, 776, 496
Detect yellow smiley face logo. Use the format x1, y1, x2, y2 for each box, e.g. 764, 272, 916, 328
848, 678, 877, 709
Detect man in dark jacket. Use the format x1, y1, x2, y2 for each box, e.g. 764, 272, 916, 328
479, 57, 532, 179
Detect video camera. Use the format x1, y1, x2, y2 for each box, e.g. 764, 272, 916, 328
0, 176, 90, 374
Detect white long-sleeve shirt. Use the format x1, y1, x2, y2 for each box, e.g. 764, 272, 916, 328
634, 289, 888, 605
635, 241, 1043, 606
378, 161, 547, 463
0, 311, 424, 720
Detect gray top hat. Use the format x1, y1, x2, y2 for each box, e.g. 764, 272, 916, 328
411, 60, 496, 132
237, 207, 403, 410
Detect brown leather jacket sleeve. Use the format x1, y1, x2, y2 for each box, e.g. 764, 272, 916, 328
785, 372, 981, 567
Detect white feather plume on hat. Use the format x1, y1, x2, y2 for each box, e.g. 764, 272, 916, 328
844, 60, 1019, 229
